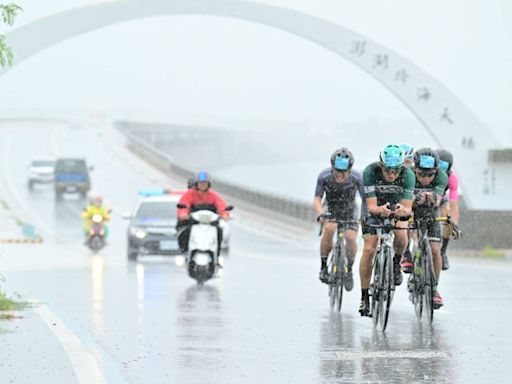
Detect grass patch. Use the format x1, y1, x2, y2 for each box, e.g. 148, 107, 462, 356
481, 246, 506, 258
0, 291, 30, 313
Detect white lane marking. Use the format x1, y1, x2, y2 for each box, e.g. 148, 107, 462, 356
34, 304, 108, 384
2, 134, 58, 239
333, 350, 450, 360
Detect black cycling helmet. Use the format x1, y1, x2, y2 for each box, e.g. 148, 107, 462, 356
436, 149, 453, 173
414, 147, 439, 170
330, 147, 354, 171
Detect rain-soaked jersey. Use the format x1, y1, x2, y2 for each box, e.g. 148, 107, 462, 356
414, 169, 448, 201
363, 162, 415, 206
314, 168, 365, 218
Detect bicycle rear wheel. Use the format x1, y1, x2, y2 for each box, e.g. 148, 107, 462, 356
379, 248, 394, 331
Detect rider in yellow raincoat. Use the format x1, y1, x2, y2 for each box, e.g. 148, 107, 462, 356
82, 196, 110, 238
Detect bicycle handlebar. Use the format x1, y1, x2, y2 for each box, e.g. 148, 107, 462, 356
317, 213, 359, 236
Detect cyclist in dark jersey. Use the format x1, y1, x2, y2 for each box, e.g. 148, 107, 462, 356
358, 144, 415, 317
314, 148, 365, 291
402, 148, 448, 308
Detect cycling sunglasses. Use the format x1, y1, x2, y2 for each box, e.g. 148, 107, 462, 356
383, 167, 401, 175
417, 170, 436, 178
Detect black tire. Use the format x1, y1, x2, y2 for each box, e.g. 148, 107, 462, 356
371, 252, 382, 328
127, 248, 138, 261
424, 243, 436, 324
379, 248, 394, 332
328, 244, 344, 312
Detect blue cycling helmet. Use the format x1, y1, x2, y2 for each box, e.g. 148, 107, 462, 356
413, 147, 439, 169
195, 171, 211, 188
330, 147, 354, 171
379, 144, 405, 168
399, 143, 414, 160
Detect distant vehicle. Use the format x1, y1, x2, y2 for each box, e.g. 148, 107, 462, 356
27, 158, 55, 189
125, 194, 181, 260
54, 158, 92, 200
85, 213, 107, 252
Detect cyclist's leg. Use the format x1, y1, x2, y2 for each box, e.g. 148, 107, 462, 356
343, 228, 358, 270
359, 220, 378, 315
440, 200, 451, 270
430, 216, 445, 306
343, 227, 358, 291
319, 222, 336, 282
401, 228, 414, 273
392, 221, 409, 285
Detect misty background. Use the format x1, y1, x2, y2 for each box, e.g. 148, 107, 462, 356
1, 0, 511, 200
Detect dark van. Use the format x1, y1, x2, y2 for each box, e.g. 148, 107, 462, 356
54, 158, 91, 200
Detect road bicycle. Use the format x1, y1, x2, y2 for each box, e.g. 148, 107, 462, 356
407, 209, 451, 324
319, 215, 359, 312
366, 214, 409, 331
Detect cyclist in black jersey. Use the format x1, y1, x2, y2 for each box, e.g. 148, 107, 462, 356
314, 148, 365, 291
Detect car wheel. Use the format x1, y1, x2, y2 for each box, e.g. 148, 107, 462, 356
127, 248, 138, 261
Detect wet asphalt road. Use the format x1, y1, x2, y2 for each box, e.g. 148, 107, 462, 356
0, 122, 511, 383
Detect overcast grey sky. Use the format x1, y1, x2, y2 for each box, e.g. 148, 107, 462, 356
1, 0, 511, 134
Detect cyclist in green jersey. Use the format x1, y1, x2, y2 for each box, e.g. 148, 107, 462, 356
402, 148, 448, 308
358, 144, 415, 317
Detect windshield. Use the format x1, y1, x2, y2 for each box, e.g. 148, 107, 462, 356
32, 161, 55, 167
135, 201, 177, 220
55, 159, 87, 173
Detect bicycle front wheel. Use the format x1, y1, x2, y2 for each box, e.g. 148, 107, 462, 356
424, 244, 436, 324
328, 247, 344, 312
329, 284, 343, 312
371, 252, 382, 328
379, 247, 394, 332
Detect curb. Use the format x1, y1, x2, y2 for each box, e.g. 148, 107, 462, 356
0, 236, 44, 244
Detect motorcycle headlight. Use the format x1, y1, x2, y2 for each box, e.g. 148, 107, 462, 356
130, 227, 147, 239
92, 214, 103, 223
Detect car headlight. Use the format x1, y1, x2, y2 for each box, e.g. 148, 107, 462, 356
130, 227, 147, 239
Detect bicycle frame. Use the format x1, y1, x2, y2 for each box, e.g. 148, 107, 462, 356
367, 215, 409, 331
408, 214, 449, 324
318, 216, 358, 312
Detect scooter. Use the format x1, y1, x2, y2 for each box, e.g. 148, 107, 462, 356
87, 214, 106, 252
178, 204, 233, 285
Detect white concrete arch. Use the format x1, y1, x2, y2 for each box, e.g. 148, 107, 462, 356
1, 0, 502, 209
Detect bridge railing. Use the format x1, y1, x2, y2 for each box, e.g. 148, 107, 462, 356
116, 121, 317, 227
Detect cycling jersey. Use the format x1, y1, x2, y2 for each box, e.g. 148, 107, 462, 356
414, 169, 448, 200
314, 168, 365, 219
443, 171, 459, 202
363, 162, 415, 206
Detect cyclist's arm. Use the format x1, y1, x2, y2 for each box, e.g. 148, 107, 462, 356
363, 166, 388, 216
397, 167, 415, 216
448, 172, 460, 224
434, 170, 449, 207
314, 196, 324, 217
450, 201, 459, 224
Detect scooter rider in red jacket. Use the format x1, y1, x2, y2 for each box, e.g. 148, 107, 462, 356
176, 171, 230, 255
